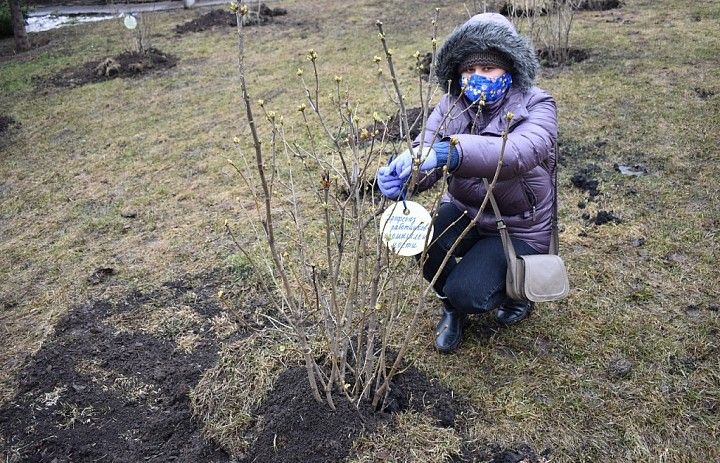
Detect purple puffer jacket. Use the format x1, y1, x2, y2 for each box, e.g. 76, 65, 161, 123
414, 85, 558, 252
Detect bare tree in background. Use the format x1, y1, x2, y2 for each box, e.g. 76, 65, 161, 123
8, 0, 30, 53
504, 0, 581, 65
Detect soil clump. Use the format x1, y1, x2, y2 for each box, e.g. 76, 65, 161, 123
0, 115, 17, 134
175, 4, 286, 34
592, 210, 622, 225
40, 48, 177, 88
693, 87, 715, 99
571, 165, 601, 198
0, 272, 236, 463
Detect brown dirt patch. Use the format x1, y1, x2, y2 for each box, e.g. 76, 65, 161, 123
38, 47, 177, 89
241, 360, 468, 463
0, 272, 243, 463
174, 4, 287, 34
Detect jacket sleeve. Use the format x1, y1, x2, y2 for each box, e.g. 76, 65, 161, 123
450, 90, 557, 180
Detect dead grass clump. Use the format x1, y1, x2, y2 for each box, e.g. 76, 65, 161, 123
190, 332, 294, 455
348, 411, 462, 463
76, 359, 161, 405
108, 304, 201, 336
106, 303, 204, 352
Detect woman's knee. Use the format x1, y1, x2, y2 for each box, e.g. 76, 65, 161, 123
443, 277, 497, 314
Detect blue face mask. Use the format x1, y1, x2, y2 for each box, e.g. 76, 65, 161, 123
460, 72, 513, 105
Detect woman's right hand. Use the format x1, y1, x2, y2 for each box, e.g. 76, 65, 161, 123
387, 149, 413, 179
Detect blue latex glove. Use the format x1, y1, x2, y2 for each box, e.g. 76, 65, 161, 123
376, 166, 405, 199
387, 149, 413, 180
377, 142, 456, 199
394, 142, 453, 178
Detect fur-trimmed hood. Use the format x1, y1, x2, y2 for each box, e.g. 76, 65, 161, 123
435, 13, 539, 94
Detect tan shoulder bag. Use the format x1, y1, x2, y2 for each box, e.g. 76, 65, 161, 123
482, 175, 570, 303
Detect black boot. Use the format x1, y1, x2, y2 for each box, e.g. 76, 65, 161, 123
435, 305, 466, 353
496, 300, 533, 325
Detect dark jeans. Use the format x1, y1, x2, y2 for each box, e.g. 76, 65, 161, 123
421, 202, 540, 314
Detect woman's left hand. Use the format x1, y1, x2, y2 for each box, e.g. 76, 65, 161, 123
376, 166, 406, 199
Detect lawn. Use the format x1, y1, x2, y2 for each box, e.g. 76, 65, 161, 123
0, 0, 719, 461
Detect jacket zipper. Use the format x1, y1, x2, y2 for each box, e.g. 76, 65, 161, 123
521, 178, 537, 221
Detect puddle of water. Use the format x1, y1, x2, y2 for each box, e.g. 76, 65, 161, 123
26, 14, 120, 33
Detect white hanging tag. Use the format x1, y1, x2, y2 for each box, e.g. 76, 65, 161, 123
124, 14, 137, 30
379, 200, 434, 256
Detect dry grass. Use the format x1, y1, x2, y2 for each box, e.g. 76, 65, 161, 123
1, 0, 719, 461
190, 332, 297, 456
349, 411, 463, 463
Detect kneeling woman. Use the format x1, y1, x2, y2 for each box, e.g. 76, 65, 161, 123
376, 13, 558, 353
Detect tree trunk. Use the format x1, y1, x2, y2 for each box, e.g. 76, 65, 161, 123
8, 0, 30, 53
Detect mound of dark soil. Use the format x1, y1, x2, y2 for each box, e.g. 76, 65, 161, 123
242, 362, 467, 463
364, 106, 434, 145
40, 47, 177, 88
538, 47, 589, 67
242, 367, 383, 463
383, 363, 464, 427
0, 272, 241, 463
0, 115, 17, 134
175, 9, 241, 33
576, 0, 622, 11
175, 4, 286, 34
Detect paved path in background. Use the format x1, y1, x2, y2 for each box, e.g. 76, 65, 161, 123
27, 0, 231, 17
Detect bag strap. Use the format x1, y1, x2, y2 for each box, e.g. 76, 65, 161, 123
549, 144, 560, 256
482, 178, 518, 276
484, 141, 560, 261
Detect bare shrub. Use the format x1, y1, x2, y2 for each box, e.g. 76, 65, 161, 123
502, 0, 582, 65
226, 2, 509, 412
